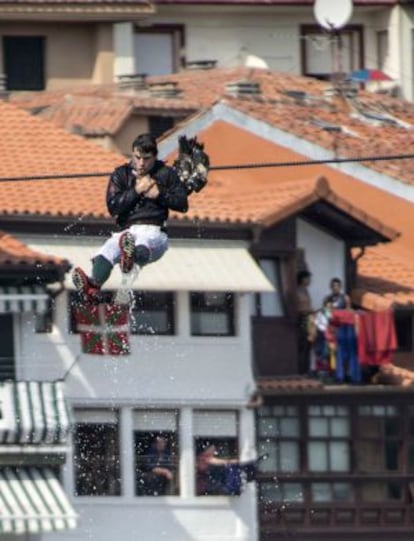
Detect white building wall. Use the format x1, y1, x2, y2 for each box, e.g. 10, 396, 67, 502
14, 234, 258, 541
131, 8, 392, 74
296, 218, 346, 311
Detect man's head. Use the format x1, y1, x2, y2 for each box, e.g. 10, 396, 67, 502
330, 277, 342, 294
131, 133, 158, 176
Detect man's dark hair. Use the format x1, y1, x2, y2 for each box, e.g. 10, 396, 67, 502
132, 133, 158, 156
297, 270, 311, 285
330, 277, 342, 287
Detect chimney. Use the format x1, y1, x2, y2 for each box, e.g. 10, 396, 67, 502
117, 73, 147, 92
148, 81, 182, 99
225, 80, 261, 98
185, 60, 217, 70
0, 74, 9, 101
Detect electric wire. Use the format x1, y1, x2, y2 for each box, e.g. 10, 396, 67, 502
0, 153, 413, 183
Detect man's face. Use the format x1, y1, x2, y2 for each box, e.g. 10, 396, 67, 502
331, 281, 341, 294
132, 148, 156, 176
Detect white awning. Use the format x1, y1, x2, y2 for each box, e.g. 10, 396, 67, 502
0, 467, 78, 534
0, 381, 71, 446
0, 286, 49, 314
27, 238, 275, 292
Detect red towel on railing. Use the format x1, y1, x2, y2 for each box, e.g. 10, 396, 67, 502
357, 310, 397, 365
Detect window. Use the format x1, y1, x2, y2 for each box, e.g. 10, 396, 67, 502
134, 409, 179, 496
190, 292, 235, 336
35, 297, 54, 334
257, 405, 300, 473
3, 36, 45, 90
148, 116, 175, 139
73, 409, 121, 496
307, 405, 350, 472
395, 311, 412, 352
134, 25, 184, 76
194, 410, 239, 496
355, 405, 403, 501
0, 314, 14, 380
300, 25, 363, 80
257, 399, 414, 523
130, 291, 174, 335
69, 291, 175, 336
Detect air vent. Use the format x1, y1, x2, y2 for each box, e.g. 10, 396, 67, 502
148, 81, 182, 99
225, 80, 261, 97
186, 60, 217, 70
117, 73, 147, 91
0, 73, 9, 100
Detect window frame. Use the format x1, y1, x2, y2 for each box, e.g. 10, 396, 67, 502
190, 291, 235, 337
133, 24, 185, 75
73, 408, 121, 497
300, 24, 364, 80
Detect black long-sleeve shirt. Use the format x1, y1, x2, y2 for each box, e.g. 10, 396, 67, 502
106, 160, 189, 229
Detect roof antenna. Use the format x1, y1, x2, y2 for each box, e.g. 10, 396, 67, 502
313, 0, 353, 97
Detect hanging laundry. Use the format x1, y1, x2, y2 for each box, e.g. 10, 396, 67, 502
330, 309, 360, 383
357, 310, 397, 366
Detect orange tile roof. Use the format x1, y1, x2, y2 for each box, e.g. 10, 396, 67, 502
0, 100, 123, 218
2, 93, 414, 307
0, 230, 69, 269
39, 96, 135, 136
11, 67, 414, 187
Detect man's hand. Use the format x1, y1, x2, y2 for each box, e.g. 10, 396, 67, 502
136, 175, 160, 199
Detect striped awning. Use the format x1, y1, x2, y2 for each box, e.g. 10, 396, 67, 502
0, 286, 49, 314
0, 467, 78, 534
0, 381, 71, 445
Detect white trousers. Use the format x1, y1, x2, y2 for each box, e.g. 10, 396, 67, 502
94, 224, 168, 267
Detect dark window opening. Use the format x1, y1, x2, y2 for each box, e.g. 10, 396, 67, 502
3, 36, 45, 90
148, 116, 175, 139
195, 437, 238, 496
0, 314, 14, 380
395, 312, 412, 352
74, 417, 121, 497
134, 431, 178, 496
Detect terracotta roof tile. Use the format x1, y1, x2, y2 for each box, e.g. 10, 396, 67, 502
0, 230, 69, 268
258, 377, 324, 393
0, 100, 123, 218
11, 67, 414, 185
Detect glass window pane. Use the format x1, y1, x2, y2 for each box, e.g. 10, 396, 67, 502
331, 418, 349, 437
309, 418, 328, 437
280, 418, 299, 437
311, 482, 331, 502
333, 482, 353, 502
258, 441, 278, 471
258, 417, 278, 437
192, 312, 229, 335
280, 442, 299, 472
308, 442, 327, 471
283, 483, 304, 502
260, 482, 283, 503
329, 441, 350, 471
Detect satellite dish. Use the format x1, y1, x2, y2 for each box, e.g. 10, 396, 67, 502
314, 0, 353, 31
